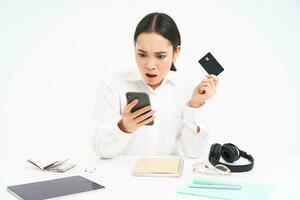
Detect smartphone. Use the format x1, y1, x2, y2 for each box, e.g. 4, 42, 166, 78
199, 52, 224, 76
125, 92, 154, 125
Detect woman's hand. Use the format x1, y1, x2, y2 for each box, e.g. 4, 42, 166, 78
189, 75, 219, 108
118, 99, 155, 133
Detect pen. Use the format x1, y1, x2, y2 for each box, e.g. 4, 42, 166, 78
189, 183, 241, 190
43, 161, 59, 170
193, 178, 227, 185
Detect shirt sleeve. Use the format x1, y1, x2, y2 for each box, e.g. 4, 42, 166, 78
179, 103, 211, 159
92, 81, 135, 158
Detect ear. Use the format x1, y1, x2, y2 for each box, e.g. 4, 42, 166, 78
173, 45, 181, 61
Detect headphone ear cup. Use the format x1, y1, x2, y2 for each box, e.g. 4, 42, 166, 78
209, 143, 222, 162
221, 143, 240, 163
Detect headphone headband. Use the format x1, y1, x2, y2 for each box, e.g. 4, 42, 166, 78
209, 143, 254, 173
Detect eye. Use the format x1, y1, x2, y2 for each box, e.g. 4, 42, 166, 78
138, 53, 146, 57
156, 54, 166, 59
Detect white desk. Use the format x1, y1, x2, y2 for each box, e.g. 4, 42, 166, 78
1, 153, 300, 200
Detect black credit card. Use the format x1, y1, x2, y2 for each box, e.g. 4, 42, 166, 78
198, 52, 224, 76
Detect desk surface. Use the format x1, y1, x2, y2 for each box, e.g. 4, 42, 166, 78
1, 153, 299, 200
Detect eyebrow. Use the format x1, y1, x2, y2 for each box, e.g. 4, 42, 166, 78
137, 49, 167, 54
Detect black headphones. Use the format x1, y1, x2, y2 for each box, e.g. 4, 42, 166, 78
209, 143, 254, 173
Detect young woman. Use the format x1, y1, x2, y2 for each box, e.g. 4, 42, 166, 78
93, 12, 219, 158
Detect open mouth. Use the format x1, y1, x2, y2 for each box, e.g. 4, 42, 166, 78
145, 73, 157, 79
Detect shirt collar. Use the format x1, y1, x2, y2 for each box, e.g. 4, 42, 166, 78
126, 68, 178, 86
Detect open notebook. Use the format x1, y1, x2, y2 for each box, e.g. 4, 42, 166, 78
132, 156, 184, 177
27, 155, 76, 172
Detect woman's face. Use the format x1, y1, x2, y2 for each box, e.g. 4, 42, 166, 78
135, 32, 180, 89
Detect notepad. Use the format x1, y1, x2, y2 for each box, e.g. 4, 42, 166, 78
132, 156, 184, 177
177, 177, 275, 200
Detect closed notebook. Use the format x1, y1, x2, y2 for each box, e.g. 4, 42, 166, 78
132, 156, 184, 177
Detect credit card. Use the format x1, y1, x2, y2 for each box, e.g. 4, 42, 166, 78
199, 52, 224, 76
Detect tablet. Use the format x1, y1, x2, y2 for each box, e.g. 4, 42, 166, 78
7, 175, 105, 200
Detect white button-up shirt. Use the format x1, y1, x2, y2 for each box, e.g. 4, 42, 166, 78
93, 69, 210, 158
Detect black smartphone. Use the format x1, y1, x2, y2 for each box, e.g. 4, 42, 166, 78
125, 92, 154, 125
199, 52, 224, 76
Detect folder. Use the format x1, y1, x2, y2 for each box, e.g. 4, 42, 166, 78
177, 177, 275, 200
132, 156, 184, 177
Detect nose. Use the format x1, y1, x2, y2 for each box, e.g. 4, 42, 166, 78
145, 58, 156, 70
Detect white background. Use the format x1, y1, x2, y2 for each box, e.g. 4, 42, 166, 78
0, 0, 299, 158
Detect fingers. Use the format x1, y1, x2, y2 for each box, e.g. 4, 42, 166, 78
198, 77, 216, 95
201, 79, 214, 89
124, 99, 139, 114
137, 114, 155, 126
135, 110, 155, 123
121, 99, 155, 132
206, 74, 219, 86
198, 84, 208, 94
131, 105, 152, 118
206, 74, 217, 79
199, 75, 219, 92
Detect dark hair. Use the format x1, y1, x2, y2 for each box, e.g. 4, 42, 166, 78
134, 12, 181, 71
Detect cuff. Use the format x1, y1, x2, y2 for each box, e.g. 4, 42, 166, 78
183, 105, 208, 134
111, 123, 135, 143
